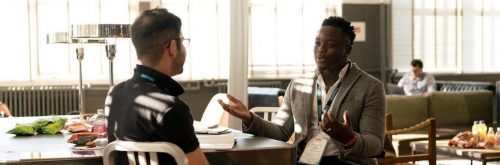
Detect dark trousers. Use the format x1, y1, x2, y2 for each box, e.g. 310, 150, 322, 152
298, 156, 352, 165
320, 156, 351, 165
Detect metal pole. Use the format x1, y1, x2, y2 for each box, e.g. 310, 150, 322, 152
106, 44, 116, 86
76, 47, 84, 119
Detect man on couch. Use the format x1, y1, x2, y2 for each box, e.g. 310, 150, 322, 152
398, 59, 436, 95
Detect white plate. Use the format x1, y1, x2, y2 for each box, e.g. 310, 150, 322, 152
72, 145, 103, 150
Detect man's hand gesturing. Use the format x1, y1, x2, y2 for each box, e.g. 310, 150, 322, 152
218, 94, 253, 124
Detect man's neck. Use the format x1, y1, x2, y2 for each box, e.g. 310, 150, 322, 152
139, 59, 174, 77
152, 65, 174, 77
320, 61, 348, 91
321, 70, 339, 91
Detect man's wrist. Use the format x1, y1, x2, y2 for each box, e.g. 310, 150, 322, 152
243, 112, 253, 125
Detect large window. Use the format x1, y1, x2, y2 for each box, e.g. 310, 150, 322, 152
0, 0, 340, 84
0, 0, 30, 81
392, 0, 500, 73
161, 0, 230, 80
163, 0, 340, 79
0, 0, 137, 84
249, 0, 340, 78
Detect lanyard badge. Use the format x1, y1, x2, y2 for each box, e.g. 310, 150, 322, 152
316, 83, 341, 124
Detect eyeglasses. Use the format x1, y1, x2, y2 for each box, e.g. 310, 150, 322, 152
178, 37, 190, 47
164, 37, 190, 48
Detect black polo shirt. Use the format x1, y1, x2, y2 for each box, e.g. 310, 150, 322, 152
106, 65, 199, 164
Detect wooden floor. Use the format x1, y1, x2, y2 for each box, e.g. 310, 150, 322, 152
417, 160, 500, 165
415, 156, 500, 165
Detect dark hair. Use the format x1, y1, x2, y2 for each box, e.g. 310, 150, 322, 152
411, 59, 423, 68
321, 16, 356, 45
131, 8, 182, 64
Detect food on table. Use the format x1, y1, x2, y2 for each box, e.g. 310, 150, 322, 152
476, 141, 495, 149
67, 132, 98, 145
85, 141, 96, 148
64, 122, 90, 133
7, 124, 36, 136
32, 118, 50, 130
41, 117, 67, 134
6, 116, 67, 136
449, 131, 475, 148
449, 131, 496, 149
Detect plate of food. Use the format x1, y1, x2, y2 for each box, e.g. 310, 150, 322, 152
67, 132, 98, 145
72, 141, 103, 150
64, 122, 90, 133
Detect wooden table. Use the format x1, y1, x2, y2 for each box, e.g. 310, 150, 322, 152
0, 116, 296, 165
412, 139, 500, 165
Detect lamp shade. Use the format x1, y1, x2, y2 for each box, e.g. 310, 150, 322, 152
46, 32, 106, 44
46, 32, 70, 43
71, 24, 131, 38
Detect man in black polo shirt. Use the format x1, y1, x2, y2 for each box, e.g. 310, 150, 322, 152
105, 8, 208, 165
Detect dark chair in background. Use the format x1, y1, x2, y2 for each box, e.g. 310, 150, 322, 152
386, 83, 405, 95
247, 87, 285, 110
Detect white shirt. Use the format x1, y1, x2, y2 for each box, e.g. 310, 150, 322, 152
397, 72, 436, 95
308, 62, 351, 156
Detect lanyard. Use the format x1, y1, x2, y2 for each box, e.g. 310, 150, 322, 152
140, 73, 170, 92
140, 74, 155, 82
316, 82, 342, 123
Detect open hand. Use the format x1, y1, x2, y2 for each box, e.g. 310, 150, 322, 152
0, 102, 11, 117
218, 94, 253, 124
320, 110, 355, 145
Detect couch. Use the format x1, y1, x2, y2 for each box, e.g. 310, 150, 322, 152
386, 91, 494, 155
386, 81, 496, 95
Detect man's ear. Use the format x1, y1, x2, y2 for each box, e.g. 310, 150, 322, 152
166, 39, 178, 58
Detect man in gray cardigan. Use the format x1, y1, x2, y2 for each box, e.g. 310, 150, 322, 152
219, 16, 386, 164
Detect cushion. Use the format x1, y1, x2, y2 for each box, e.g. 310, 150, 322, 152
386, 95, 428, 129
460, 91, 494, 124
386, 83, 404, 95
428, 92, 469, 127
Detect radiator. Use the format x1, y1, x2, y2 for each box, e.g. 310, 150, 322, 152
0, 86, 80, 117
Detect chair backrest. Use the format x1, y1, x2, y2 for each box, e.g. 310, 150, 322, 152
200, 93, 228, 127
386, 83, 405, 95
247, 87, 282, 109
103, 141, 188, 165
249, 107, 279, 121
378, 113, 436, 165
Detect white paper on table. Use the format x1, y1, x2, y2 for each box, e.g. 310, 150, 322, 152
193, 121, 230, 134
196, 133, 235, 150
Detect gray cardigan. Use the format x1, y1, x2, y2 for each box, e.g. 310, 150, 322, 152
243, 63, 386, 164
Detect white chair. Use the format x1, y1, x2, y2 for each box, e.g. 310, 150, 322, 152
200, 93, 228, 127
250, 106, 296, 144
103, 141, 188, 165
249, 107, 279, 121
